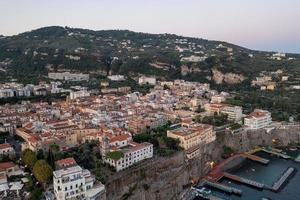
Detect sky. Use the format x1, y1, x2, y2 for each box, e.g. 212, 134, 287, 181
0, 0, 300, 53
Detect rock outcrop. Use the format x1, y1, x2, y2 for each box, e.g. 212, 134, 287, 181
212, 69, 245, 84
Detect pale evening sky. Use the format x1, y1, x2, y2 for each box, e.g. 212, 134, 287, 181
0, 0, 300, 53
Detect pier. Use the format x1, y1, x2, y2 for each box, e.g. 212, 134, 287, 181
243, 153, 270, 164
223, 172, 265, 189
202, 179, 242, 195
190, 187, 226, 200
262, 147, 291, 159
271, 167, 295, 191
295, 154, 300, 162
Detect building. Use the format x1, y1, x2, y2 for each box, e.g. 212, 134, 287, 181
211, 95, 226, 103
53, 158, 106, 200
48, 72, 89, 82
104, 141, 153, 172
221, 105, 243, 122
107, 75, 125, 81
138, 76, 156, 86
244, 109, 272, 130
0, 162, 24, 177
101, 133, 153, 171
167, 123, 216, 159
204, 103, 226, 115
70, 90, 90, 100
0, 143, 15, 156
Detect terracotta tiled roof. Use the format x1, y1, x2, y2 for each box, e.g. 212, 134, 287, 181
0, 143, 12, 150
0, 162, 15, 171
55, 157, 77, 168
109, 134, 131, 143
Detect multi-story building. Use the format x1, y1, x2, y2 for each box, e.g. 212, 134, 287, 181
48, 72, 89, 82
101, 133, 153, 171
70, 90, 90, 100
104, 141, 153, 172
221, 105, 243, 122
53, 158, 105, 200
244, 109, 272, 130
211, 95, 226, 103
167, 123, 216, 159
107, 75, 125, 81
204, 103, 226, 115
138, 76, 156, 86
0, 143, 15, 156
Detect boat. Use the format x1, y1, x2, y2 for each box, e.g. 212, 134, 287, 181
289, 147, 297, 151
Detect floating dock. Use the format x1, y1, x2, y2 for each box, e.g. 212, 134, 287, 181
191, 187, 225, 200
271, 167, 295, 191
247, 147, 262, 155
262, 147, 291, 159
202, 180, 242, 195
243, 153, 270, 164
223, 172, 264, 189
295, 154, 300, 162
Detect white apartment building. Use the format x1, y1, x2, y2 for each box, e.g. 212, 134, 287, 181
244, 109, 272, 130
180, 55, 207, 62
48, 72, 89, 82
107, 75, 125, 81
0, 89, 14, 98
211, 95, 226, 103
104, 141, 153, 172
0, 143, 15, 155
70, 90, 90, 100
138, 76, 156, 86
221, 105, 243, 122
53, 158, 105, 200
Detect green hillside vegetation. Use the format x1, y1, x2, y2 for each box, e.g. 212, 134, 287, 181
1, 26, 299, 85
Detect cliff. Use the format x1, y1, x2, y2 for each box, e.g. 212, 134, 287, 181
105, 126, 300, 200
212, 69, 245, 84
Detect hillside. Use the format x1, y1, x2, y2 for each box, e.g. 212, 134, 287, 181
0, 26, 300, 84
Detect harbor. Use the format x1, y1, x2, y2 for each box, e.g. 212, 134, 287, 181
190, 147, 300, 200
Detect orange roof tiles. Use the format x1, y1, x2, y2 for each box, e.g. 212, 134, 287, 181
0, 162, 15, 171
55, 157, 77, 168
0, 143, 12, 150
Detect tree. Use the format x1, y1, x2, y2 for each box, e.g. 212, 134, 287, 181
46, 149, 55, 169
30, 187, 43, 200
36, 149, 44, 160
22, 149, 37, 168
163, 137, 180, 150
33, 160, 53, 184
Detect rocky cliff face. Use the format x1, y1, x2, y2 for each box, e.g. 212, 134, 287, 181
105, 127, 300, 200
212, 69, 245, 84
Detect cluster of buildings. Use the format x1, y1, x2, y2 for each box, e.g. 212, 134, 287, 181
0, 79, 274, 159
48, 72, 89, 82
251, 70, 289, 91
0, 82, 66, 99
0, 77, 277, 199
0, 143, 27, 199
